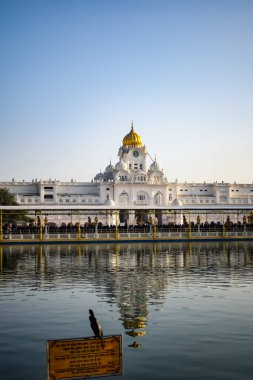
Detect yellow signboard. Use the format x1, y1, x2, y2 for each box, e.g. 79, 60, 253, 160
47, 335, 123, 380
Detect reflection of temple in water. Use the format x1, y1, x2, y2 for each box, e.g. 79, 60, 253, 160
1, 242, 253, 339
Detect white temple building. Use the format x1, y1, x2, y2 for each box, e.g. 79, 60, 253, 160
1, 124, 253, 225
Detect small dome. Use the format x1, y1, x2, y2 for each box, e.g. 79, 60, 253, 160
172, 198, 182, 207
94, 171, 106, 181
122, 124, 143, 147
104, 196, 115, 206
115, 159, 127, 171
150, 158, 160, 171
105, 163, 114, 174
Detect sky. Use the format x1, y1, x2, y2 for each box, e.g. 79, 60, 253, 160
0, 0, 252, 184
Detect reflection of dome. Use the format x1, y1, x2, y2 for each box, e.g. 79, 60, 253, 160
150, 158, 160, 171
123, 317, 147, 330
123, 125, 143, 147
115, 159, 127, 171
172, 198, 182, 207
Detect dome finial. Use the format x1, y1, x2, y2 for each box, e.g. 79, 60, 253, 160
122, 123, 143, 147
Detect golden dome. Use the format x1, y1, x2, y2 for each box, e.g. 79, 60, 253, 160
122, 124, 143, 147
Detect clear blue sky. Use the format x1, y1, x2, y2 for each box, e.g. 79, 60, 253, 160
1, 0, 252, 183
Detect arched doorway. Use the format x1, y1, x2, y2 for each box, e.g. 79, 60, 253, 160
119, 210, 129, 225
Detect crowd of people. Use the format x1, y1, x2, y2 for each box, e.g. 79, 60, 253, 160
3, 218, 253, 235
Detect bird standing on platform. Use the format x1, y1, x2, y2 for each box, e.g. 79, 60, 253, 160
89, 309, 104, 348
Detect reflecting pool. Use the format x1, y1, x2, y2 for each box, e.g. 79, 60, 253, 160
0, 241, 253, 380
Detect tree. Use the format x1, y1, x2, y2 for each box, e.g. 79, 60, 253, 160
0, 188, 18, 206
0, 188, 30, 224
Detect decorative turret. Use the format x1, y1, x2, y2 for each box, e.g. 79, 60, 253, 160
147, 156, 167, 184
94, 161, 114, 182
115, 159, 128, 171
105, 162, 114, 175
149, 158, 160, 171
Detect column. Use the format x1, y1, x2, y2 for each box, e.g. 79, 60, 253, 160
78, 210, 81, 240
39, 210, 43, 241
115, 210, 119, 240
0, 210, 3, 241
222, 210, 226, 239
188, 210, 191, 239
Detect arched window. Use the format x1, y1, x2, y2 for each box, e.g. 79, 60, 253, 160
136, 191, 149, 204
119, 192, 129, 205
154, 192, 163, 205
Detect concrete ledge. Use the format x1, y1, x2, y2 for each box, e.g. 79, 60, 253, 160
0, 235, 253, 245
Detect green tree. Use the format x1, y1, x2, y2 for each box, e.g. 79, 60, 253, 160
0, 188, 30, 223
0, 188, 18, 206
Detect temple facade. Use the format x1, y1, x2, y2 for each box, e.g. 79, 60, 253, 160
1, 124, 253, 225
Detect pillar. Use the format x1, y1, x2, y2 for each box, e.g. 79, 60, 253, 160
153, 210, 157, 240
39, 210, 43, 241
0, 209, 3, 241
78, 210, 81, 240
115, 210, 119, 240
188, 210, 191, 239
94, 216, 98, 238
222, 210, 226, 238
128, 210, 135, 225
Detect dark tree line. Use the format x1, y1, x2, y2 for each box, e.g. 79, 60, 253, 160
0, 188, 31, 223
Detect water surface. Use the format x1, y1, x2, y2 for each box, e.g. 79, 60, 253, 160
0, 241, 253, 380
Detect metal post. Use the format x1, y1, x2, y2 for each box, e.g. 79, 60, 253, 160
78, 210, 81, 240
153, 210, 157, 240
40, 210, 43, 241
44, 215, 48, 238
188, 210, 191, 239
222, 210, 225, 238
243, 214, 247, 236
197, 215, 200, 236
94, 216, 98, 238
115, 210, 119, 240
148, 216, 153, 237
0, 209, 3, 241
0, 246, 3, 271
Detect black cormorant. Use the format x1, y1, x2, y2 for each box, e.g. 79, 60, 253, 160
89, 309, 104, 348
